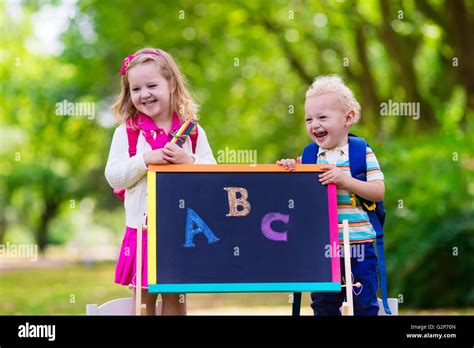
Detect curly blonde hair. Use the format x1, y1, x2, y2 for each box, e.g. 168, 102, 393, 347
112, 47, 199, 125
305, 75, 361, 123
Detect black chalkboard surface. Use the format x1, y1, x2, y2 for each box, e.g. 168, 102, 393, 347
147, 164, 340, 293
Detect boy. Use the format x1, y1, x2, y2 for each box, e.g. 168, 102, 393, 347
277, 75, 384, 315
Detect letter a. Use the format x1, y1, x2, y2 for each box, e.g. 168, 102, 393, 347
183, 208, 219, 247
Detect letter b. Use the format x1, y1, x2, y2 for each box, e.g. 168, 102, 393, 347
224, 187, 251, 217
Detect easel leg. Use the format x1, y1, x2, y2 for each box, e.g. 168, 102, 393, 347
135, 223, 143, 316
342, 219, 354, 316
292, 292, 302, 316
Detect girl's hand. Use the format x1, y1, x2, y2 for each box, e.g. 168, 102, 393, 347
276, 157, 301, 171
144, 149, 169, 165
319, 165, 349, 188
162, 142, 194, 164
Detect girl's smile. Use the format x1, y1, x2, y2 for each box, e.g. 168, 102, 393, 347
128, 61, 172, 123
141, 98, 159, 112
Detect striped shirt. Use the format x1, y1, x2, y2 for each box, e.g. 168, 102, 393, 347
316, 143, 384, 243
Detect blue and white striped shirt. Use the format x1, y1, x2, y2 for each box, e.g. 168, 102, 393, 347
316, 143, 384, 243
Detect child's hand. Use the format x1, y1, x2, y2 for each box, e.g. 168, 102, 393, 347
162, 143, 194, 164
144, 149, 169, 165
319, 165, 349, 188
276, 157, 301, 171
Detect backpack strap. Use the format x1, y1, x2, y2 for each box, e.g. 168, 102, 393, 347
112, 123, 140, 201
301, 142, 319, 164
348, 136, 392, 315
126, 124, 140, 157
189, 130, 198, 154
371, 211, 391, 314
348, 136, 367, 180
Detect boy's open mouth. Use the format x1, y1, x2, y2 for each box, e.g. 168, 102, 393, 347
313, 130, 328, 140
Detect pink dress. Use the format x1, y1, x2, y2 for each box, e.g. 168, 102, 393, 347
114, 112, 182, 288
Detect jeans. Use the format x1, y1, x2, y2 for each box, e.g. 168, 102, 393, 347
311, 242, 379, 316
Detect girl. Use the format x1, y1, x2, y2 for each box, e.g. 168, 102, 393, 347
105, 48, 216, 315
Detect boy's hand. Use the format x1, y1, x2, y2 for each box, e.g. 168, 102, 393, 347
319, 165, 349, 188
144, 149, 170, 165
162, 142, 194, 164
276, 157, 301, 171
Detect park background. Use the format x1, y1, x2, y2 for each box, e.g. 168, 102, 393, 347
0, 0, 473, 315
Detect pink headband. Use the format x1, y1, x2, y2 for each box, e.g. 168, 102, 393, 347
120, 51, 161, 76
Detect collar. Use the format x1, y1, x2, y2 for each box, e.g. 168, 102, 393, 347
134, 112, 181, 133
317, 143, 349, 157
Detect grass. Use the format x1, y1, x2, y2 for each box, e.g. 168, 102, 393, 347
0, 262, 298, 315
0, 262, 130, 315
1, 262, 472, 315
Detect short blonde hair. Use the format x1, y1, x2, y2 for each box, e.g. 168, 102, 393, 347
112, 47, 199, 125
305, 75, 361, 122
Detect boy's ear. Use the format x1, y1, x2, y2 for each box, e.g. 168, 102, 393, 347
345, 110, 356, 127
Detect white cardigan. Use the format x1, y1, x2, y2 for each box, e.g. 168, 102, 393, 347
105, 123, 216, 228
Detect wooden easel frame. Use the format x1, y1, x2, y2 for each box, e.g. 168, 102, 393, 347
340, 219, 362, 316
135, 215, 147, 316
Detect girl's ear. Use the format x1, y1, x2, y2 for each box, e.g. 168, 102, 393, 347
345, 110, 355, 127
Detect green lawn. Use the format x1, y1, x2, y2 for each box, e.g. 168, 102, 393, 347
1, 262, 472, 315
0, 262, 130, 315
0, 262, 299, 315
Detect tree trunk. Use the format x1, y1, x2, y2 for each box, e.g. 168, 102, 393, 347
36, 199, 59, 252
446, 0, 474, 130
0, 194, 9, 245
354, 25, 382, 131
379, 0, 437, 131
0, 215, 7, 245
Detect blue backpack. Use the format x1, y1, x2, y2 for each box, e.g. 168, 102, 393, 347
292, 135, 392, 315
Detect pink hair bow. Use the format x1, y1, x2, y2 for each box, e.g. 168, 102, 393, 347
120, 54, 135, 76
120, 51, 162, 76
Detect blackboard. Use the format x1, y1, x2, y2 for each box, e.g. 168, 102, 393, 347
147, 164, 340, 293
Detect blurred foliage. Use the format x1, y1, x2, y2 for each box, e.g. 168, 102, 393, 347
1, 0, 473, 309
